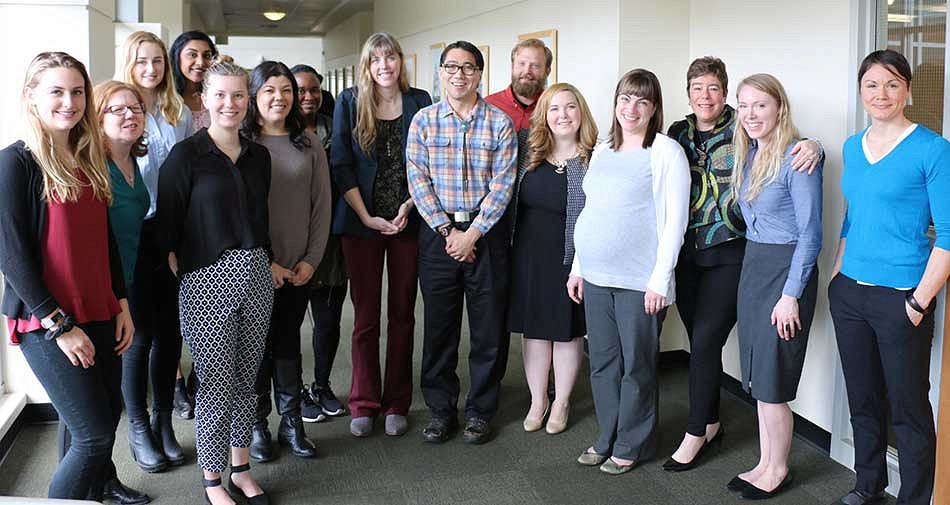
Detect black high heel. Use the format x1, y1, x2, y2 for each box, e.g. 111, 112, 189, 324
662, 427, 724, 472
228, 463, 270, 505
203, 476, 232, 505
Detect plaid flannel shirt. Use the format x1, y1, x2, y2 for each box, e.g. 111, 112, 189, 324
406, 97, 517, 235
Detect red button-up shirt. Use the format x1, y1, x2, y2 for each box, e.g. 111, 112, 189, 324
485, 85, 539, 132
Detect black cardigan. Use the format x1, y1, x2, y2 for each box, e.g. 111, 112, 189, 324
330, 86, 432, 237
0, 141, 127, 322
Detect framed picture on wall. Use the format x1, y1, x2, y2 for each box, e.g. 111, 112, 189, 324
405, 53, 417, 88
519, 29, 558, 83
346, 65, 355, 88
430, 42, 445, 102
477, 45, 490, 96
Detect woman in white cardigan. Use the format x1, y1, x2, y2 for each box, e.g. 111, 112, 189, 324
567, 68, 689, 475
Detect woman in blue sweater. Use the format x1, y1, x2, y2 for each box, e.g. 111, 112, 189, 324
828, 50, 950, 505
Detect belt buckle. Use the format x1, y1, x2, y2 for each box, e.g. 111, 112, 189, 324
453, 211, 472, 222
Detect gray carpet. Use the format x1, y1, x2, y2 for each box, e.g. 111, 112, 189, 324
0, 294, 877, 504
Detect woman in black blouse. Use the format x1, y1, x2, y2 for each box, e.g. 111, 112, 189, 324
332, 32, 432, 438
157, 57, 273, 505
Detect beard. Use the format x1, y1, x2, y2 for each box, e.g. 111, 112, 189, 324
511, 74, 546, 99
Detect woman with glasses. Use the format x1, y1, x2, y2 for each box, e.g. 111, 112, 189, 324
332, 32, 432, 437
116, 30, 192, 470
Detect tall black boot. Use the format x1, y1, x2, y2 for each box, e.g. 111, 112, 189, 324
128, 414, 169, 473
274, 358, 317, 458
150, 409, 185, 465
250, 358, 275, 462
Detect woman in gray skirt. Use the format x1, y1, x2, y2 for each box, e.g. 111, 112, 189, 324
728, 73, 822, 500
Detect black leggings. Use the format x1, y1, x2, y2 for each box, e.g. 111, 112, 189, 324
309, 282, 347, 387
121, 220, 183, 422
674, 258, 741, 437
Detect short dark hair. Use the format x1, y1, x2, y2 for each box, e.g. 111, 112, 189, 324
858, 49, 912, 85
242, 60, 311, 151
440, 41, 484, 70
609, 68, 664, 150
290, 64, 323, 84
686, 56, 728, 92
169, 30, 218, 96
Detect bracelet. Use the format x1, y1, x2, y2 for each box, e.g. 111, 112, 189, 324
44, 315, 76, 341
905, 292, 931, 315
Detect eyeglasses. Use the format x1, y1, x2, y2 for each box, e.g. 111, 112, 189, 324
104, 104, 146, 116
441, 63, 480, 76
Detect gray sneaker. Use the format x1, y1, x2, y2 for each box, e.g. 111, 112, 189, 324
384, 414, 408, 436
350, 416, 373, 437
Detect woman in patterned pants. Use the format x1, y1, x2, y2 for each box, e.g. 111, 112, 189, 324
157, 57, 275, 505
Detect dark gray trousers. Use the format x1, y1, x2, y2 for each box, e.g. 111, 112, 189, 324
584, 281, 664, 461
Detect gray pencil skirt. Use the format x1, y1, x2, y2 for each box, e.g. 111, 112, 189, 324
737, 241, 818, 404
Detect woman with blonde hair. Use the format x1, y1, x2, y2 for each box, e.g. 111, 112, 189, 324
116, 29, 192, 469
158, 57, 273, 505
509, 83, 596, 435
727, 73, 822, 499
0, 52, 139, 501
331, 32, 432, 437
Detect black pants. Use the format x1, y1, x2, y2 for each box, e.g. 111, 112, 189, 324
19, 321, 121, 499
121, 219, 182, 421
309, 282, 347, 387
418, 223, 509, 421
828, 273, 936, 505
674, 256, 741, 437
256, 282, 312, 416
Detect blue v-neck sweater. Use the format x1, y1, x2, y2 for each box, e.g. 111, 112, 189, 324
840, 125, 950, 288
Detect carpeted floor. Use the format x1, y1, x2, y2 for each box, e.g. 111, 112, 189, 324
0, 294, 879, 504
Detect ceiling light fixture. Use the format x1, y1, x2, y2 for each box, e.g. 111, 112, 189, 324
263, 10, 286, 21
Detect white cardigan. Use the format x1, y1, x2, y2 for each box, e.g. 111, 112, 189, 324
570, 133, 690, 302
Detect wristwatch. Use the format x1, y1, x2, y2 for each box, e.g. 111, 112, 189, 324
41, 309, 65, 330
438, 224, 452, 238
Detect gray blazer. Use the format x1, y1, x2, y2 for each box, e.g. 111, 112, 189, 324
509, 136, 588, 265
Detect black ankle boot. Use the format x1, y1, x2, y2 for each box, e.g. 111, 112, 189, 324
151, 409, 185, 465
173, 377, 194, 420
278, 415, 317, 458
102, 476, 151, 504
249, 420, 274, 463
128, 416, 169, 473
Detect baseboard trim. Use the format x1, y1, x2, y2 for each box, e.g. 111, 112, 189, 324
0, 401, 57, 466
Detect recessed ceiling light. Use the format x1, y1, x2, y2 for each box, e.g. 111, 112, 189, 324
263, 11, 286, 21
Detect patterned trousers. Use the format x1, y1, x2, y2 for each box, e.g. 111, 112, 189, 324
179, 248, 273, 472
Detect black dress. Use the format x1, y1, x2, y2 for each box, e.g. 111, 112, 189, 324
509, 160, 586, 341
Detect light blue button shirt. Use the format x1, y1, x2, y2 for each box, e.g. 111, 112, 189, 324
138, 109, 192, 218
738, 143, 823, 298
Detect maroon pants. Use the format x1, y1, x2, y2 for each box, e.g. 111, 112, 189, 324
341, 233, 418, 418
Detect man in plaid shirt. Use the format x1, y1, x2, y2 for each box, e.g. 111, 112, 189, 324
407, 40, 517, 446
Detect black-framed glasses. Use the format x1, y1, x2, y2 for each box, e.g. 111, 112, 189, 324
441, 63, 480, 76
104, 103, 146, 116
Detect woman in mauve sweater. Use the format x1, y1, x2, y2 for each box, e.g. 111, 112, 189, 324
241, 60, 331, 463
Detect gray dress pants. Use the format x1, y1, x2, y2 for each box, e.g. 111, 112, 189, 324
584, 281, 664, 461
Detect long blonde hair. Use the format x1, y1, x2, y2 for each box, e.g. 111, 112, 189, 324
732, 73, 800, 202
355, 32, 409, 153
117, 31, 184, 126
22, 52, 111, 204
526, 83, 598, 170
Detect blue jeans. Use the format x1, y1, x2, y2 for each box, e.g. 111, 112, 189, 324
19, 320, 122, 499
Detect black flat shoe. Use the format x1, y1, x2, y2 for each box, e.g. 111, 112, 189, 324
829, 489, 887, 505
727, 475, 752, 493
740, 473, 793, 500
101, 477, 151, 505
422, 417, 457, 444
228, 463, 270, 505
662, 428, 724, 472
461, 417, 492, 445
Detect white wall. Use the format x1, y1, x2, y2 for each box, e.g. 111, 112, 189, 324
216, 36, 325, 73
324, 10, 375, 70
686, 0, 854, 431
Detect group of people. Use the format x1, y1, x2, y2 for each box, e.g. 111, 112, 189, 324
0, 25, 945, 505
